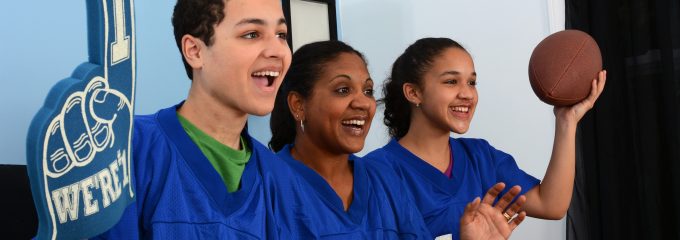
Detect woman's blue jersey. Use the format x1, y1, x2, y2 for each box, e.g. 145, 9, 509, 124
273, 144, 432, 239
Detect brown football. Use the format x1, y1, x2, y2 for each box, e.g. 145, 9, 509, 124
528, 30, 602, 106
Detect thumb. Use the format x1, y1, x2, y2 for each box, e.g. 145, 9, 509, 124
89, 88, 130, 122
461, 197, 481, 225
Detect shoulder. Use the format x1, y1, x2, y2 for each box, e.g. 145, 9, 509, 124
455, 137, 492, 148
132, 112, 171, 156
363, 141, 401, 166
363, 147, 389, 161
251, 139, 292, 175
132, 109, 170, 144
130, 109, 181, 196
454, 137, 503, 156
361, 154, 393, 171
363, 143, 413, 180
454, 137, 517, 171
132, 105, 186, 155
133, 112, 156, 125
252, 141, 290, 171
363, 147, 401, 170
252, 142, 302, 192
357, 155, 403, 186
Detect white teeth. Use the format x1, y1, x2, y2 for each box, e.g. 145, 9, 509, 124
342, 120, 365, 126
252, 71, 280, 77
451, 106, 469, 113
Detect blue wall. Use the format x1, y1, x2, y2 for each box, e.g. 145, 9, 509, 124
1, 1, 195, 164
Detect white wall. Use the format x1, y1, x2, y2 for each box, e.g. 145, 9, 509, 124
338, 0, 565, 239
0, 1, 188, 165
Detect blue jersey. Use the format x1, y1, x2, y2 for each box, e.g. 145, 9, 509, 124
364, 138, 540, 239
94, 103, 290, 239
273, 144, 431, 239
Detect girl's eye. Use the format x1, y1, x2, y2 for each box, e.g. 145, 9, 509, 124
364, 88, 374, 97
277, 32, 288, 39
468, 80, 477, 86
242, 32, 259, 39
336, 87, 350, 95
445, 79, 458, 85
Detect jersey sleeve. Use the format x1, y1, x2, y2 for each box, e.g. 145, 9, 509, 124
89, 203, 142, 239
91, 115, 161, 239
484, 140, 540, 196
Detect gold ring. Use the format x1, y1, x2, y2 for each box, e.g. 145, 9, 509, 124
503, 212, 512, 221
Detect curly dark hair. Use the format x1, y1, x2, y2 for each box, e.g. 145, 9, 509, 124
172, 0, 226, 80
269, 41, 366, 152
381, 37, 467, 139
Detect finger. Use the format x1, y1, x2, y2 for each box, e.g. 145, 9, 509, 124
577, 78, 596, 107
509, 211, 527, 231
482, 182, 506, 205
578, 70, 607, 111
88, 87, 132, 150
590, 78, 598, 98
574, 79, 598, 113
44, 119, 73, 178
61, 94, 94, 164
461, 197, 481, 225
89, 89, 115, 150
83, 77, 109, 119
83, 79, 112, 149
494, 185, 521, 211
597, 70, 607, 93
587, 70, 606, 102
503, 195, 526, 218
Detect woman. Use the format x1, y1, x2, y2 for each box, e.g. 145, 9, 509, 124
269, 40, 527, 239
364, 37, 606, 238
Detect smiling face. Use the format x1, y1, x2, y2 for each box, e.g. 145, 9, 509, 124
418, 47, 478, 134
302, 53, 376, 154
192, 0, 292, 116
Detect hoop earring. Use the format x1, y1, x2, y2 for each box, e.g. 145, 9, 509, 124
296, 114, 305, 133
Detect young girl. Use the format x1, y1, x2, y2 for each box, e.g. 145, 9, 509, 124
364, 37, 606, 239
268, 40, 527, 239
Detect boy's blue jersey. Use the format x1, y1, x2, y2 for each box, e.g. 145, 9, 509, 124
273, 144, 432, 239
364, 138, 540, 239
94, 103, 291, 239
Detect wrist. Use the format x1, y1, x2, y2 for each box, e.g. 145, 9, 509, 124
555, 117, 577, 133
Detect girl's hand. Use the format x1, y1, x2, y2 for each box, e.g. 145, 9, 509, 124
554, 70, 607, 124
460, 183, 527, 240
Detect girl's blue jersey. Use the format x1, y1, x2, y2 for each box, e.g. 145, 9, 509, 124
364, 138, 540, 239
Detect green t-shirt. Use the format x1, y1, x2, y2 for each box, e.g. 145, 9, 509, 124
177, 114, 251, 193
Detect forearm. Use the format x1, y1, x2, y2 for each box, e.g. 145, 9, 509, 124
525, 119, 577, 219
524, 71, 606, 219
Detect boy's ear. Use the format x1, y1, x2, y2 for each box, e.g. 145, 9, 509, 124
403, 82, 423, 106
182, 35, 203, 69
287, 91, 305, 121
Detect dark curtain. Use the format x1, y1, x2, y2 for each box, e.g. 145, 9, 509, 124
0, 165, 38, 238
566, 0, 680, 239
